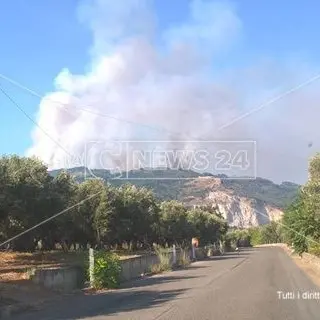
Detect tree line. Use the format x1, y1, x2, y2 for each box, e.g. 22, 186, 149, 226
281, 153, 320, 256
227, 153, 320, 257
0, 155, 228, 252
221, 222, 284, 250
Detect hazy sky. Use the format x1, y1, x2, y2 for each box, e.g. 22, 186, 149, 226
1, 0, 320, 184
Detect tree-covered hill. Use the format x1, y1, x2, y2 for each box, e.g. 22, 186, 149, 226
50, 167, 300, 209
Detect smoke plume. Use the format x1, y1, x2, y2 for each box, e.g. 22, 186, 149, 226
27, 0, 320, 184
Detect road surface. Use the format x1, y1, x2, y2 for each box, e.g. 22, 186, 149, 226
14, 247, 320, 320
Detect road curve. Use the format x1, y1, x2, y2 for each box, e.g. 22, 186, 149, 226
15, 247, 320, 320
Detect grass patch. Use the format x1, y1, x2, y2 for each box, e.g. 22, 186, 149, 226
177, 249, 190, 267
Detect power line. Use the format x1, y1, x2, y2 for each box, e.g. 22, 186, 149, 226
0, 84, 74, 158
0, 73, 184, 139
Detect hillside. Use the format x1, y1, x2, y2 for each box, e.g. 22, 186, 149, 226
50, 167, 300, 227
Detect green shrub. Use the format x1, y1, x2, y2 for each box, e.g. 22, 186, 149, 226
92, 251, 122, 289
308, 241, 320, 257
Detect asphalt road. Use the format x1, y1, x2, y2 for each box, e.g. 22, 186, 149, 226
14, 247, 320, 320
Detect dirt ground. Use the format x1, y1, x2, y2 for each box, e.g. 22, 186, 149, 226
0, 251, 86, 308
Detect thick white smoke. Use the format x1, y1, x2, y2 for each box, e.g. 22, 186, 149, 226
27, 0, 320, 184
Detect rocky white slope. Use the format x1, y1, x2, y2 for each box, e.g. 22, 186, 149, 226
183, 177, 284, 228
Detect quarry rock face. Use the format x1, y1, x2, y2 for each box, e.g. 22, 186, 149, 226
207, 190, 283, 228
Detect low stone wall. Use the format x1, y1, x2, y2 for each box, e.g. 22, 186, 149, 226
30, 266, 84, 292
195, 247, 209, 260
120, 253, 159, 282
30, 246, 210, 292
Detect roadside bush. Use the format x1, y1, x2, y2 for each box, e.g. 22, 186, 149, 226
177, 248, 191, 267
248, 227, 263, 246
195, 247, 207, 260
92, 251, 122, 289
150, 245, 171, 273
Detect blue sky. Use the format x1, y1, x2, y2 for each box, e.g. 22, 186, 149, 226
0, 0, 320, 182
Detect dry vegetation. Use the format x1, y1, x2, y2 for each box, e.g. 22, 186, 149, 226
0, 251, 84, 282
